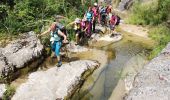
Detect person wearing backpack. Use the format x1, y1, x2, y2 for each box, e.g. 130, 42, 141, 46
67, 18, 82, 45
109, 14, 117, 34
92, 2, 99, 32
80, 18, 87, 37
39, 23, 68, 67
84, 7, 94, 37
99, 6, 107, 26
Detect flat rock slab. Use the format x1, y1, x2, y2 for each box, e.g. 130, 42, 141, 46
119, 24, 149, 38
125, 42, 170, 100
12, 60, 99, 100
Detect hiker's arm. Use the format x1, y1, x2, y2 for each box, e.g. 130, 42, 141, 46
84, 27, 88, 31
114, 18, 118, 25
58, 30, 67, 42
40, 28, 51, 36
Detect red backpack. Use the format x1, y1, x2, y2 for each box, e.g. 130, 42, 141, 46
92, 7, 98, 17
110, 15, 116, 25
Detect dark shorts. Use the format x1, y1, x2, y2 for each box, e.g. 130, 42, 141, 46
109, 24, 115, 30
75, 29, 82, 38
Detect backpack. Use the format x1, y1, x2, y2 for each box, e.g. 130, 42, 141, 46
92, 7, 98, 17
100, 7, 106, 14
52, 23, 67, 41
115, 15, 121, 26
86, 11, 93, 22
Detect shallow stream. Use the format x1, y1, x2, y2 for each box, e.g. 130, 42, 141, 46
71, 32, 154, 100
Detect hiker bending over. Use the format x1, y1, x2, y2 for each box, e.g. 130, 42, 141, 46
84, 7, 94, 37
39, 23, 67, 67
67, 18, 82, 45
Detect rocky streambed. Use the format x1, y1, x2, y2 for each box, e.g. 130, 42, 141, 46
0, 25, 123, 99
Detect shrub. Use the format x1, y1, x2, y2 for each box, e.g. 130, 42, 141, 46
148, 25, 170, 59
2, 85, 15, 100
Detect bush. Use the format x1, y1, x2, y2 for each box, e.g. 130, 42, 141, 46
148, 25, 170, 59
127, 0, 170, 25
2, 85, 15, 100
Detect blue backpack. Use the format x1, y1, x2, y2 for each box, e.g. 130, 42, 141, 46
86, 11, 93, 22
100, 7, 106, 14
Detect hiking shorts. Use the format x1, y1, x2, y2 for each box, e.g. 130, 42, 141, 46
109, 24, 115, 30
75, 29, 82, 38
51, 41, 62, 56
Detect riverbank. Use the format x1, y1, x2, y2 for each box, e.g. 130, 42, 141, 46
124, 42, 170, 100
119, 23, 149, 38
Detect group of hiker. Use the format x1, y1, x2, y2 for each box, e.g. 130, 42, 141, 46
39, 2, 120, 67
68, 3, 120, 45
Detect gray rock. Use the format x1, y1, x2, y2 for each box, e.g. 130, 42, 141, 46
12, 60, 99, 100
66, 41, 89, 53
0, 31, 44, 78
125, 42, 170, 100
118, 0, 133, 11
0, 84, 6, 98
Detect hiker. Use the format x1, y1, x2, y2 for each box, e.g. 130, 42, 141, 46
106, 5, 112, 14
106, 5, 112, 25
84, 7, 94, 37
80, 18, 87, 36
39, 22, 67, 67
92, 2, 100, 32
54, 18, 67, 41
109, 14, 117, 34
99, 5, 107, 26
67, 18, 82, 45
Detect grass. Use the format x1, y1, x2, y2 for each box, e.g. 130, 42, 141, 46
2, 85, 16, 100
127, 0, 170, 59
148, 25, 170, 59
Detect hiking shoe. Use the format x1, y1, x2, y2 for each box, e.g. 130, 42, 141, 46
56, 61, 62, 67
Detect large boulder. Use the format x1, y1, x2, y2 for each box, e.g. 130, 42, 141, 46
12, 60, 99, 100
0, 31, 44, 80
125, 42, 170, 100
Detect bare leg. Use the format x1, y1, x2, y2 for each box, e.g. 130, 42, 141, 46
76, 34, 79, 44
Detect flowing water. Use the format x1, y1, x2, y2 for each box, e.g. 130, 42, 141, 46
71, 32, 154, 100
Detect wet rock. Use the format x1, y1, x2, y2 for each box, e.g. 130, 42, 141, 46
0, 84, 6, 98
99, 33, 122, 42
66, 41, 89, 53
12, 60, 99, 100
118, 0, 133, 11
0, 31, 44, 79
125, 42, 170, 100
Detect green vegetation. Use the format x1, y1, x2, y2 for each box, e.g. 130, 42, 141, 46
2, 85, 15, 100
128, 0, 170, 59
0, 0, 95, 41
